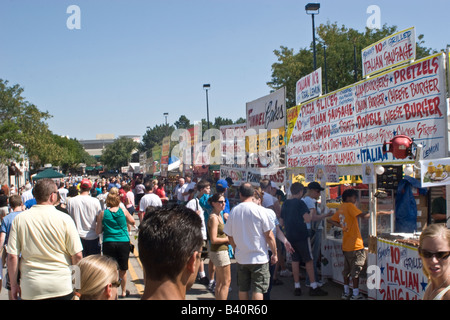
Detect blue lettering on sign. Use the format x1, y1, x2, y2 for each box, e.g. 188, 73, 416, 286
388, 31, 412, 46
422, 142, 440, 159
360, 146, 388, 163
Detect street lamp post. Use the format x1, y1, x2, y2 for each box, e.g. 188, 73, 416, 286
203, 84, 211, 131
163, 112, 169, 136
305, 3, 320, 70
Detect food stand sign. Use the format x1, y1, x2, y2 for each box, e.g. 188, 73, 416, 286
362, 27, 416, 78
420, 157, 450, 187
296, 68, 322, 105
161, 136, 170, 165
287, 53, 447, 168
376, 239, 426, 300
246, 87, 286, 131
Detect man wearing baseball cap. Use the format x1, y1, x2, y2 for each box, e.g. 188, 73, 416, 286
67, 178, 102, 257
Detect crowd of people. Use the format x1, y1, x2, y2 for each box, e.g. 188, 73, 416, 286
0, 174, 448, 301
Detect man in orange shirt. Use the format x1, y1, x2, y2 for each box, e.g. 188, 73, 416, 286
328, 188, 369, 300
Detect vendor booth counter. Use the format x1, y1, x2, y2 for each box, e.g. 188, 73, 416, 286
320, 181, 428, 300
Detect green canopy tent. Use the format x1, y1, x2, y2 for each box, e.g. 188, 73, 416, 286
32, 168, 65, 181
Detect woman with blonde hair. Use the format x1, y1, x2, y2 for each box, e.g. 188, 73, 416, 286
73, 254, 120, 300
419, 223, 450, 300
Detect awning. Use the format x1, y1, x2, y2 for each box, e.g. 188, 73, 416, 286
32, 168, 65, 181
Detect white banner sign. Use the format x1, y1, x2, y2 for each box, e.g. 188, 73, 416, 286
296, 68, 322, 105
376, 239, 426, 300
287, 53, 447, 168
220, 166, 247, 186
362, 27, 416, 77
246, 87, 286, 131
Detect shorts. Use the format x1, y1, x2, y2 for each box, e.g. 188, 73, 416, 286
3, 254, 20, 290
209, 250, 231, 267
236, 263, 270, 294
80, 238, 101, 257
342, 249, 366, 279
290, 239, 313, 263
127, 206, 135, 215
102, 242, 130, 271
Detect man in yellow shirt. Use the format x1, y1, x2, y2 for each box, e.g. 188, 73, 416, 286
328, 188, 369, 300
7, 179, 83, 300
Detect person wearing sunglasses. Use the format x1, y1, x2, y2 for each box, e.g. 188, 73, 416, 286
207, 193, 231, 300
419, 223, 450, 300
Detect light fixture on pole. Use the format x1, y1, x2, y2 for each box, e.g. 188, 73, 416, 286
163, 112, 169, 136
305, 3, 320, 70
203, 84, 211, 130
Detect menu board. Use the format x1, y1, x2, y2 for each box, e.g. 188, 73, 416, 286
287, 53, 447, 168
362, 27, 416, 77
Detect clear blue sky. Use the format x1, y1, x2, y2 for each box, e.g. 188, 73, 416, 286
1, 0, 448, 141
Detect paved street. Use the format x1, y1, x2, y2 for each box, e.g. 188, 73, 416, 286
0, 214, 346, 301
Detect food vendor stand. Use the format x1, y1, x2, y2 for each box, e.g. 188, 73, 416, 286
286, 28, 448, 299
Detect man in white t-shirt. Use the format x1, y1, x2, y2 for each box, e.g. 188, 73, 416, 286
182, 175, 196, 202
21, 183, 34, 205
174, 177, 187, 204
185, 185, 209, 283
7, 179, 83, 300
224, 182, 277, 300
260, 179, 281, 217
67, 178, 102, 257
138, 181, 163, 221
57, 181, 69, 204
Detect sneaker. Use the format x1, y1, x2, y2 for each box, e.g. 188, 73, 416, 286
280, 269, 292, 277
294, 287, 302, 296
207, 281, 215, 292
272, 278, 284, 286
309, 286, 328, 296
350, 293, 365, 300
199, 276, 209, 286
305, 281, 323, 288
341, 291, 352, 300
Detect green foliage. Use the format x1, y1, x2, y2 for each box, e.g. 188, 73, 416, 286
52, 135, 97, 171
174, 115, 193, 129
267, 22, 437, 109
0, 80, 99, 171
0, 79, 57, 167
101, 136, 139, 170
140, 124, 175, 156
140, 115, 243, 157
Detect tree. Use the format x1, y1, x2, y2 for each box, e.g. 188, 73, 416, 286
100, 137, 139, 170
139, 124, 175, 156
0, 79, 61, 168
52, 135, 96, 173
267, 23, 436, 109
213, 116, 234, 129
173, 115, 193, 129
